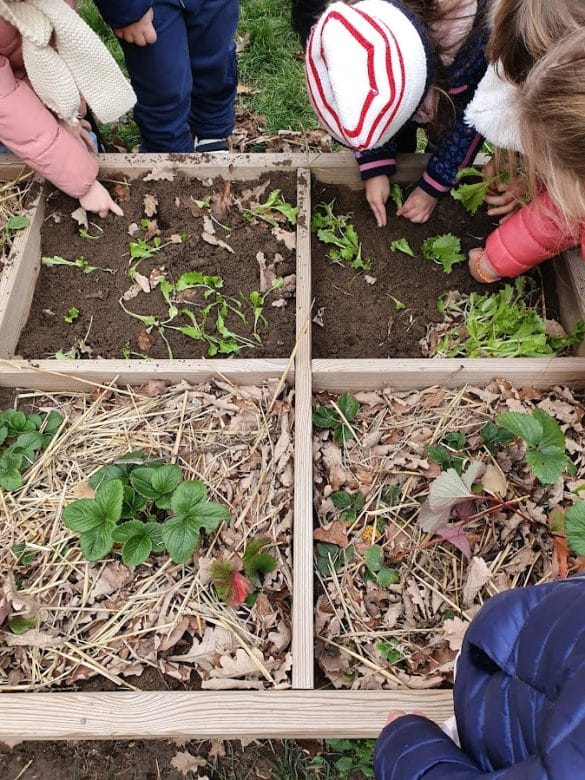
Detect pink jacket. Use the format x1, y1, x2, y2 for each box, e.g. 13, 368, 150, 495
486, 191, 585, 278
0, 1, 98, 199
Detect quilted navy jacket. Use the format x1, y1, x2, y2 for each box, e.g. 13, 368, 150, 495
375, 577, 585, 779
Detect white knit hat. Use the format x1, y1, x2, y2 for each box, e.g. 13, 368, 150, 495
306, 0, 430, 150
465, 64, 524, 153
0, 0, 135, 125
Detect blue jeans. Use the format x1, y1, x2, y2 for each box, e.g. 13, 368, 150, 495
120, 0, 239, 152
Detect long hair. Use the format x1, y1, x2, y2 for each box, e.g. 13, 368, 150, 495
518, 28, 585, 221
488, 0, 585, 84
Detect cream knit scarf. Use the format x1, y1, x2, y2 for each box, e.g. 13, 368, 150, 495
0, 0, 136, 124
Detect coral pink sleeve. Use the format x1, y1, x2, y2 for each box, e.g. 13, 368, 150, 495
486, 192, 583, 278
0, 57, 98, 199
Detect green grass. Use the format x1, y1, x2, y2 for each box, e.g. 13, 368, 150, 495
238, 0, 317, 132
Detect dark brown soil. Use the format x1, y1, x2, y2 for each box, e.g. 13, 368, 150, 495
0, 738, 369, 779
17, 173, 297, 360
311, 181, 553, 358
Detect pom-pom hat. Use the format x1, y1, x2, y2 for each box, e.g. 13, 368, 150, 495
306, 0, 430, 150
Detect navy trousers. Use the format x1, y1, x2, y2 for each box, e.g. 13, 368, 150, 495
120, 0, 239, 152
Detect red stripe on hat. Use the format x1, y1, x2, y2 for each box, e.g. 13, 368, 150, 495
306, 6, 407, 150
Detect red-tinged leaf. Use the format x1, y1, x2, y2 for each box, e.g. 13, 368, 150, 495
551, 534, 569, 579
435, 525, 472, 558
227, 570, 254, 606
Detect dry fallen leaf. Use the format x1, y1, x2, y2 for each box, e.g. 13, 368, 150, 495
271, 227, 296, 250
128, 222, 140, 237
314, 521, 350, 548
442, 616, 469, 651
143, 194, 158, 218
137, 328, 155, 352
364, 275, 377, 285
170, 750, 207, 777
237, 83, 258, 95
313, 307, 325, 327
202, 232, 234, 253
480, 464, 508, 498
144, 162, 175, 181
70, 207, 88, 229
113, 182, 130, 202
462, 557, 492, 606
211, 180, 233, 221
133, 272, 151, 294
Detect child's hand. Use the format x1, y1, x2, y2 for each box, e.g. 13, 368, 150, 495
114, 9, 157, 46
485, 176, 527, 222
79, 181, 124, 219
468, 247, 501, 283
397, 187, 437, 223
59, 118, 97, 154
365, 175, 390, 227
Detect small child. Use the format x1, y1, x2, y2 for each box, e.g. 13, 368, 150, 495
93, 0, 239, 153
0, 0, 135, 217
374, 575, 585, 778
466, 28, 585, 283
305, 0, 491, 227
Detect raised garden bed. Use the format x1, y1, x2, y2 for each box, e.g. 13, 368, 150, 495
1, 152, 585, 742
313, 380, 585, 689
0, 379, 294, 692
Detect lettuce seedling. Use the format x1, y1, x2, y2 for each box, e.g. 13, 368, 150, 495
64, 307, 80, 324
422, 234, 465, 273
390, 238, 414, 257
42, 255, 100, 274
390, 183, 403, 210
243, 189, 298, 226
313, 393, 360, 445
496, 409, 572, 484
312, 202, 372, 272
451, 166, 508, 215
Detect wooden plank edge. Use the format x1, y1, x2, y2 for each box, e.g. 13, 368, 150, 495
555, 250, 585, 357
292, 168, 314, 688
0, 358, 293, 390
0, 690, 453, 740
312, 358, 585, 391
0, 183, 45, 357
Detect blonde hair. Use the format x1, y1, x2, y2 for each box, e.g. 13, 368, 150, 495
518, 29, 585, 221
488, 0, 585, 84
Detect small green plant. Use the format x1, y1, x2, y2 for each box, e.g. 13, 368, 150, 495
243, 189, 298, 226
62, 458, 230, 564
331, 489, 365, 522
4, 214, 29, 233
434, 278, 585, 357
312, 202, 372, 272
428, 431, 467, 473
313, 392, 360, 446
376, 638, 405, 664
390, 296, 406, 311
64, 307, 80, 324
363, 544, 400, 588
451, 165, 508, 215
79, 227, 101, 240
41, 255, 101, 274
315, 542, 355, 575
325, 739, 375, 779
390, 183, 404, 210
211, 536, 277, 606
390, 237, 414, 257
480, 421, 515, 454
0, 408, 63, 491
496, 409, 572, 484
422, 234, 465, 273
564, 502, 585, 556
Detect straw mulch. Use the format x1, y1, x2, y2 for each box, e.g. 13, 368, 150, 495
0, 169, 36, 269
313, 380, 585, 690
0, 379, 293, 691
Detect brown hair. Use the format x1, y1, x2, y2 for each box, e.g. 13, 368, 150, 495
518, 28, 585, 220
488, 0, 585, 84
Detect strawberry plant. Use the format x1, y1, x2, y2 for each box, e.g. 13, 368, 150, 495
331, 489, 365, 521
363, 544, 400, 588
428, 431, 467, 473
422, 234, 465, 273
62, 456, 230, 565
315, 541, 355, 576
243, 189, 298, 226
495, 409, 572, 484
211, 537, 277, 607
313, 392, 360, 445
434, 279, 585, 357
312, 202, 372, 272
0, 408, 63, 491
564, 503, 585, 556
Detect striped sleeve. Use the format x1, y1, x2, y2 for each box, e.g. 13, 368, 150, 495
356, 140, 397, 181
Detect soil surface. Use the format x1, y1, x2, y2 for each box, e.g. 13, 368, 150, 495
311, 181, 555, 358
17, 173, 297, 360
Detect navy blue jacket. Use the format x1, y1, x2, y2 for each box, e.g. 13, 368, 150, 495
375, 577, 585, 779
93, 1, 152, 28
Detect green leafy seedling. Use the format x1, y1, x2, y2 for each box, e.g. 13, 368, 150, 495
64, 307, 80, 324
428, 431, 467, 474
313, 392, 360, 446
242, 536, 277, 587
422, 234, 465, 273
376, 638, 405, 664
315, 542, 355, 575
331, 489, 365, 522
496, 409, 572, 484
243, 189, 298, 226
4, 215, 29, 232
564, 502, 585, 557
451, 165, 508, 215
8, 616, 37, 634
326, 739, 375, 779
390, 183, 404, 210
42, 255, 100, 274
390, 238, 414, 257
363, 544, 398, 588
312, 202, 372, 272
481, 422, 515, 454
112, 520, 165, 567
0, 408, 62, 491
